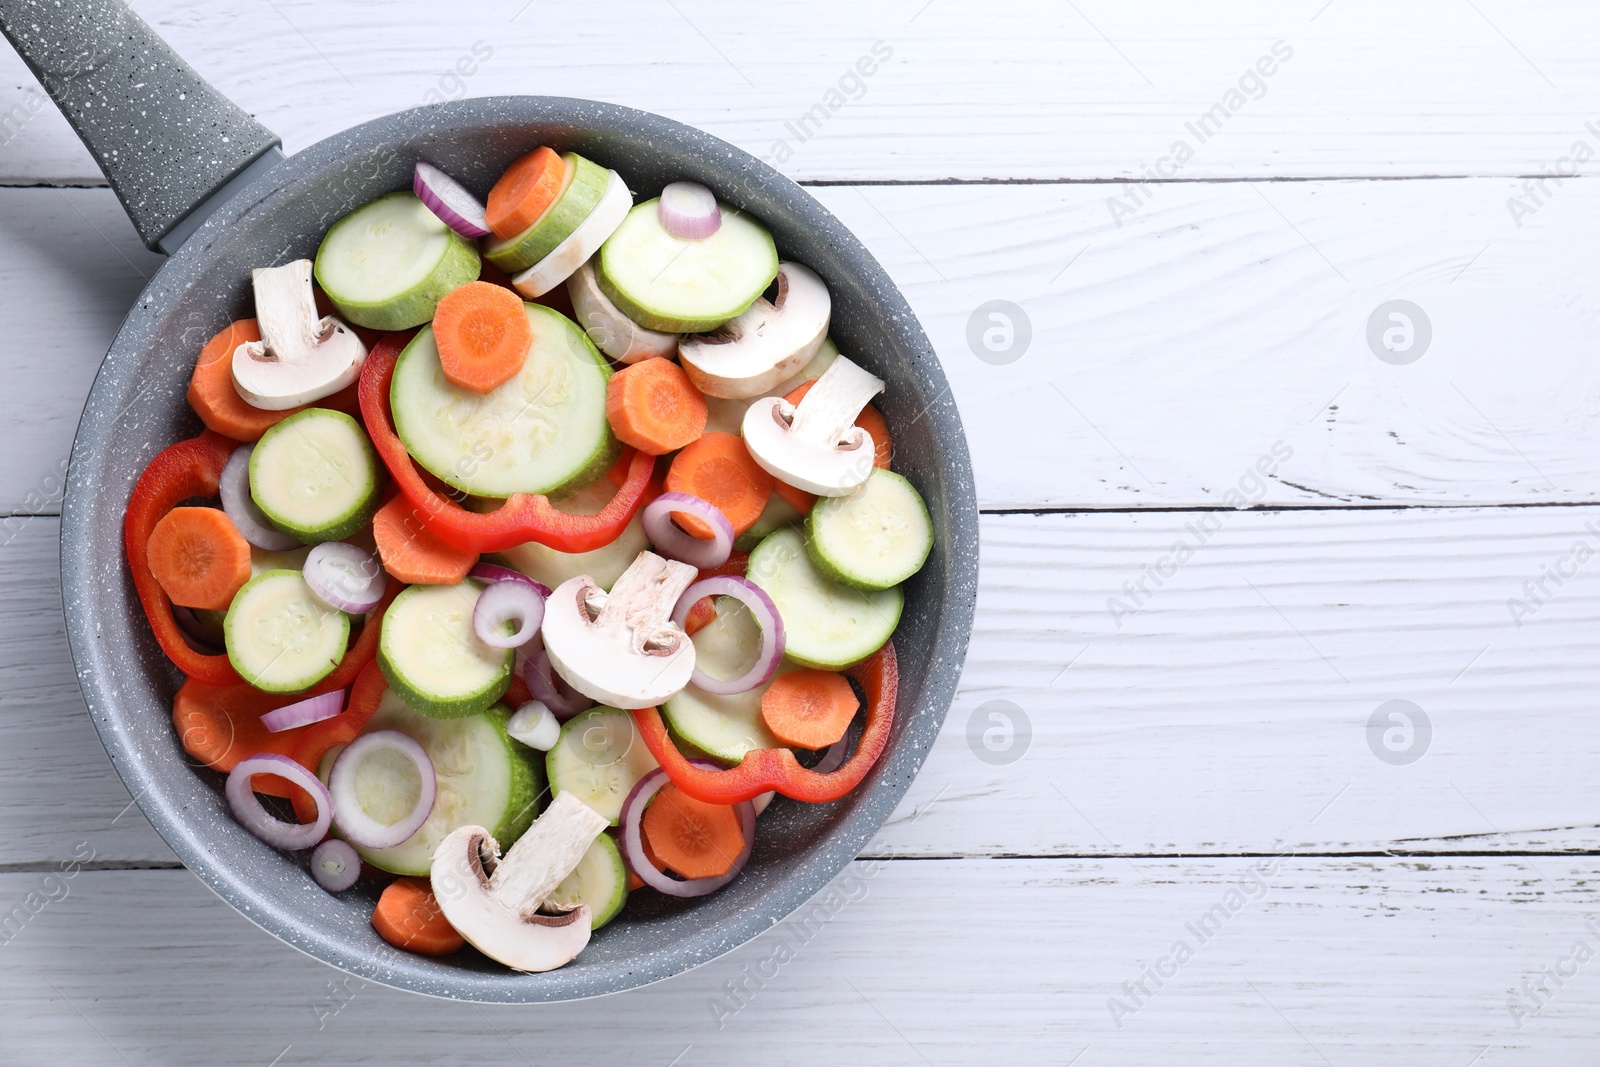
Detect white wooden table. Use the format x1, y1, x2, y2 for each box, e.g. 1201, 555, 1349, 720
4, 1, 1599, 1062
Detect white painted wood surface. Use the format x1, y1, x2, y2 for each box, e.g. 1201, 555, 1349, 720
3, 1, 1599, 1062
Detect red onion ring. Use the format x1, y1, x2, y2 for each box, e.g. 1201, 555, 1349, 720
643, 492, 734, 569
328, 730, 437, 850
619, 764, 755, 897
472, 577, 545, 648
670, 576, 785, 695
414, 160, 491, 238
310, 838, 361, 892
658, 181, 720, 240
220, 444, 300, 551
813, 736, 850, 774
524, 649, 591, 721
303, 542, 385, 614
226, 754, 331, 850
470, 563, 552, 597
259, 689, 345, 733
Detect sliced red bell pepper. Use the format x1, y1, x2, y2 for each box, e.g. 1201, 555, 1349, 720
632, 642, 899, 804
358, 331, 655, 554
126, 431, 401, 686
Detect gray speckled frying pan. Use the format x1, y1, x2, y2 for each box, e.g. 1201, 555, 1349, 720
3, 1, 977, 1002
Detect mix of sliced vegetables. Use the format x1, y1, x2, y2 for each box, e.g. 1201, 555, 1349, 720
125, 145, 933, 973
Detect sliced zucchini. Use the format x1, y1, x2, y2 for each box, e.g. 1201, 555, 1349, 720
343, 689, 543, 876
249, 408, 381, 544
545, 833, 628, 929
389, 306, 616, 498
314, 192, 481, 330
746, 526, 901, 669
545, 706, 659, 826
734, 492, 804, 553
807, 469, 933, 590
378, 581, 513, 718
596, 198, 779, 332
493, 477, 650, 591
224, 569, 350, 693
483, 152, 609, 274
662, 596, 789, 763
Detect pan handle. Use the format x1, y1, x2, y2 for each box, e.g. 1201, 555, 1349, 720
0, 0, 282, 251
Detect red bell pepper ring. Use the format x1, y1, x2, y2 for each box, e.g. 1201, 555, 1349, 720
358, 331, 656, 554
631, 642, 899, 804
125, 430, 400, 686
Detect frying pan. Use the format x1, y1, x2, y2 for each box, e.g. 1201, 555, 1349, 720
3, 1, 978, 1001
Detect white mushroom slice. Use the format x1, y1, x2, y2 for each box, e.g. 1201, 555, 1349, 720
231, 259, 368, 411
678, 262, 831, 399
542, 551, 697, 709
741, 354, 886, 497
566, 259, 679, 364
429, 792, 609, 972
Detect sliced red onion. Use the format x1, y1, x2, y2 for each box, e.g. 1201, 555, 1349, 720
226, 754, 331, 851
470, 562, 552, 598
752, 791, 775, 815
414, 160, 490, 238
658, 181, 720, 240
328, 730, 437, 850
506, 701, 562, 751
472, 578, 545, 649
643, 492, 734, 569
220, 444, 300, 551
524, 649, 591, 721
813, 736, 850, 774
260, 689, 345, 733
303, 542, 385, 615
619, 764, 755, 897
670, 576, 784, 695
311, 838, 361, 892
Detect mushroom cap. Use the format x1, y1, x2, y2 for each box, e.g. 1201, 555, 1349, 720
430, 824, 593, 973
742, 395, 877, 497
679, 262, 831, 400
231, 320, 367, 410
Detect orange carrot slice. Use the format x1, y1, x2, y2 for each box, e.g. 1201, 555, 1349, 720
187, 320, 306, 441
372, 878, 465, 957
760, 668, 860, 750
641, 784, 746, 880
432, 281, 532, 394
371, 496, 479, 584
605, 358, 708, 455
665, 432, 773, 538
146, 506, 252, 610
171, 679, 309, 797
485, 146, 566, 240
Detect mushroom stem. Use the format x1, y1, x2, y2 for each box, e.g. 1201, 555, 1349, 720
740, 354, 887, 497
788, 355, 886, 447
231, 259, 368, 410
489, 792, 609, 919
251, 260, 330, 360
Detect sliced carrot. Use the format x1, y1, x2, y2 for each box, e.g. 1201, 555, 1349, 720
147, 506, 252, 610
760, 668, 860, 750
605, 358, 708, 456
172, 679, 309, 797
641, 784, 746, 880
187, 320, 302, 441
683, 550, 749, 637
665, 432, 773, 539
372, 496, 480, 584
485, 146, 566, 240
372, 877, 465, 957
773, 380, 893, 513
432, 281, 532, 394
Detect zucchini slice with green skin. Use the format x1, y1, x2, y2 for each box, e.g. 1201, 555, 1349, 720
249, 408, 382, 544
806, 468, 934, 591
733, 493, 805, 553
314, 192, 481, 330
483, 152, 610, 274
746, 526, 902, 669
545, 833, 629, 929
662, 597, 791, 762
378, 582, 513, 718
333, 689, 543, 877
390, 306, 617, 499
224, 569, 350, 693
596, 198, 779, 333
545, 706, 659, 826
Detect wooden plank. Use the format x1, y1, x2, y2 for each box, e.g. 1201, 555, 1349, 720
4, 1, 1600, 183
6, 177, 1600, 514
11, 505, 1600, 865
2, 859, 1596, 1063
